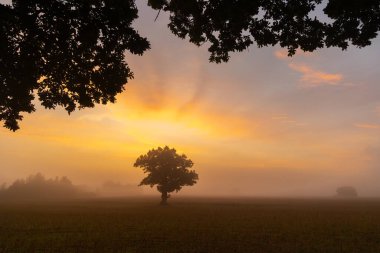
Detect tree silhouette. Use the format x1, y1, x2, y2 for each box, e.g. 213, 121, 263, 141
1, 0, 380, 130
151, 0, 380, 63
0, 0, 149, 131
134, 146, 198, 205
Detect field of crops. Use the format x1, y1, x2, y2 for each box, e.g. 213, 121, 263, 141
1, 197, 380, 253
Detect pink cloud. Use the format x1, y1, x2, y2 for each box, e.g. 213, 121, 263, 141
354, 123, 380, 129
376, 106, 380, 117
288, 63, 343, 86
274, 49, 343, 87
274, 50, 288, 59
271, 114, 307, 127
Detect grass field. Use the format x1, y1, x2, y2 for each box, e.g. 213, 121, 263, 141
1, 197, 380, 253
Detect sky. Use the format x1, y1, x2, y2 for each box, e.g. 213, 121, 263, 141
1, 1, 380, 197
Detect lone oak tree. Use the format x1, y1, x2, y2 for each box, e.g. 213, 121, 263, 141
1, 0, 380, 130
134, 146, 198, 205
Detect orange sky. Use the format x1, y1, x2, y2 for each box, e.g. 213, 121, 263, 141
1, 2, 380, 197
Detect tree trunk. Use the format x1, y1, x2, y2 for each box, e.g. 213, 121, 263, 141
160, 191, 169, 205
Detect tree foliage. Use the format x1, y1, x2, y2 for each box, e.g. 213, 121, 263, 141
134, 146, 198, 204
1, 0, 380, 130
0, 0, 149, 131
150, 0, 380, 62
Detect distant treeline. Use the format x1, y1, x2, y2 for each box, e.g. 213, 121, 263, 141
0, 173, 95, 201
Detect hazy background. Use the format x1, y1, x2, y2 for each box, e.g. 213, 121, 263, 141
1, 1, 380, 197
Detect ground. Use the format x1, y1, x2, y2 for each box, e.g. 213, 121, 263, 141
1, 197, 380, 253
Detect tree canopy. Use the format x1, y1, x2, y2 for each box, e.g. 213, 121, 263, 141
134, 146, 198, 204
0, 0, 149, 131
150, 0, 380, 62
1, 0, 379, 130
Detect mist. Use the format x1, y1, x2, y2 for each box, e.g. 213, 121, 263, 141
1, 165, 377, 200
1, 0, 380, 200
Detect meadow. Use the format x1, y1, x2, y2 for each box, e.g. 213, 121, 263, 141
0, 197, 380, 253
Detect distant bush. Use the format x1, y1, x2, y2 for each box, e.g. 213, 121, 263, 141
0, 173, 95, 201
336, 186, 358, 198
